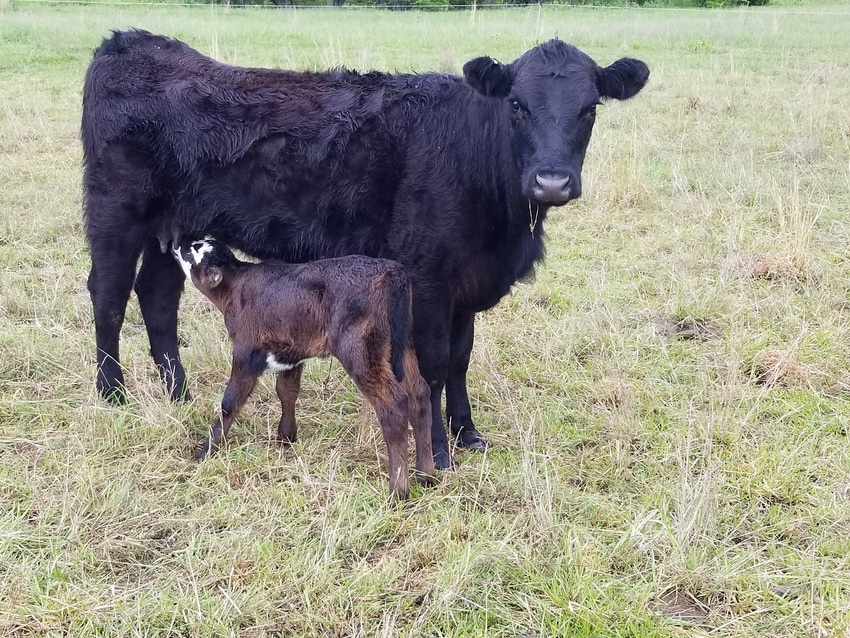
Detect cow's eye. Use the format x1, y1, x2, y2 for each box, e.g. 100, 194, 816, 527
582, 103, 600, 119
510, 99, 523, 114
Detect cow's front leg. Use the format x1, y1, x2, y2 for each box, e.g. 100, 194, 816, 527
446, 311, 487, 453
135, 236, 189, 401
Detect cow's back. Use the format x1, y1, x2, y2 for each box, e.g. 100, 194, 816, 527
81, 31, 467, 260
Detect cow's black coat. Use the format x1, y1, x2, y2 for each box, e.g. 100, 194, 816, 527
82, 29, 649, 468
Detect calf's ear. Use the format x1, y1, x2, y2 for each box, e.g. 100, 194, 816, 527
598, 58, 650, 101
463, 57, 512, 98
201, 267, 223, 289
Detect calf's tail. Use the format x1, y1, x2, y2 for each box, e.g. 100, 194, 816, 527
386, 267, 412, 383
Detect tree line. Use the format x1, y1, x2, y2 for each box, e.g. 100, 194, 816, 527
218, 0, 768, 8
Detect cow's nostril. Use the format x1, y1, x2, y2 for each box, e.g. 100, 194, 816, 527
532, 173, 573, 204
535, 173, 569, 189
534, 173, 570, 191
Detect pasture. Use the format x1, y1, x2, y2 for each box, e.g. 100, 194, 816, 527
1, 2, 849, 636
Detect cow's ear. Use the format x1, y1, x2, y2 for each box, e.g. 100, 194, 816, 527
598, 58, 650, 101
463, 57, 512, 98
202, 267, 223, 289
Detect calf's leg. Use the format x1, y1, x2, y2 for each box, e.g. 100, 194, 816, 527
134, 237, 189, 401
339, 351, 411, 500
275, 364, 303, 444
198, 364, 258, 460
402, 348, 436, 485
411, 295, 454, 470
370, 396, 411, 501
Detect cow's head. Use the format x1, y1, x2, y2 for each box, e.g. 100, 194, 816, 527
463, 40, 649, 206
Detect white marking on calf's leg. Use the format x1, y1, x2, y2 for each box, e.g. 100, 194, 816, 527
266, 354, 307, 373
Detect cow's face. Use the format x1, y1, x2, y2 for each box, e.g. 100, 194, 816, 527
464, 40, 649, 206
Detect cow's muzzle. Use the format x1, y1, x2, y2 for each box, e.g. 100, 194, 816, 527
532, 172, 573, 205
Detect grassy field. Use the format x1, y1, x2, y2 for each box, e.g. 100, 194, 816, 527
2, 2, 850, 636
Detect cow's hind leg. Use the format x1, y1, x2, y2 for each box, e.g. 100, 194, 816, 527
446, 311, 487, 452
275, 364, 303, 445
84, 142, 159, 403
87, 226, 145, 403
135, 236, 189, 401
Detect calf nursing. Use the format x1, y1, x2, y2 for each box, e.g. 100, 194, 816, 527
175, 239, 436, 500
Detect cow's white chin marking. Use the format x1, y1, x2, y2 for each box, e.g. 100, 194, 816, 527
266, 354, 306, 373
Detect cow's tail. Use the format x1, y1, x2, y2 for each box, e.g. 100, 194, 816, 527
386, 266, 412, 384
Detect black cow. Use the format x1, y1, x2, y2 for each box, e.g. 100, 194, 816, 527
82, 29, 648, 469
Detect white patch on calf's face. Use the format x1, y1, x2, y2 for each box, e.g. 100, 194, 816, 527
174, 240, 214, 284
190, 241, 214, 265
174, 248, 193, 280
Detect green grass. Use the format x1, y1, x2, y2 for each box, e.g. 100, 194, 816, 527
2, 2, 850, 636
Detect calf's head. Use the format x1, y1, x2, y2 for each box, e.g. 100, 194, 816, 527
174, 239, 237, 294
463, 39, 649, 206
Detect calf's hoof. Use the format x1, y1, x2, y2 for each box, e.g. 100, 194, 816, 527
277, 419, 297, 445
454, 426, 487, 453
389, 479, 411, 502
414, 470, 438, 487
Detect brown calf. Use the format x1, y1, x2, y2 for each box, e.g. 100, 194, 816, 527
175, 239, 436, 500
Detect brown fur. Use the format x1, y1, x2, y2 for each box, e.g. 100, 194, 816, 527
178, 240, 436, 500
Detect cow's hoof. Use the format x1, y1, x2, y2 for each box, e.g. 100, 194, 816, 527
195, 439, 218, 462
169, 386, 192, 403
455, 427, 487, 453
99, 383, 128, 405
433, 449, 456, 471
164, 374, 191, 403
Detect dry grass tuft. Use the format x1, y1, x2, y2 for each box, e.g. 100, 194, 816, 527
745, 351, 813, 387
745, 252, 818, 284
596, 376, 635, 410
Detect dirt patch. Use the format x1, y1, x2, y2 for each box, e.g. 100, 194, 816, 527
651, 588, 711, 625
652, 317, 720, 340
